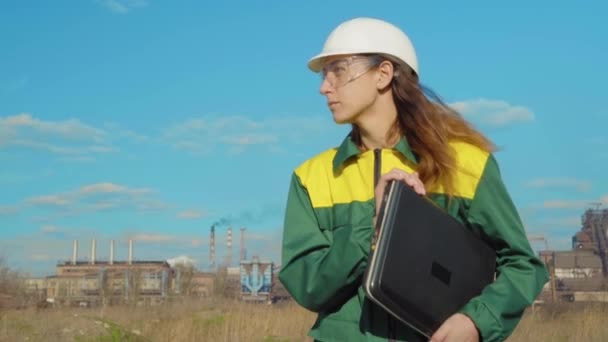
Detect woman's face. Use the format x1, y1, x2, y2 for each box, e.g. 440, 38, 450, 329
319, 55, 380, 124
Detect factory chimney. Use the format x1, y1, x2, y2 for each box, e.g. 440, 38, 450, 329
227, 226, 233, 267
110, 239, 115, 265
210, 225, 216, 271
72, 240, 78, 265
128, 239, 133, 265
240, 227, 246, 262
90, 239, 96, 265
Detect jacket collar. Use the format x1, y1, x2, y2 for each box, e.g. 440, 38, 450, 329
332, 132, 418, 173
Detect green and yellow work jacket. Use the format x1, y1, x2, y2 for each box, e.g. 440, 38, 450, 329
278, 134, 549, 342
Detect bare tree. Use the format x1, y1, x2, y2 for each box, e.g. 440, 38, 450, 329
0, 256, 27, 309
174, 263, 195, 296
125, 267, 143, 306
214, 267, 228, 298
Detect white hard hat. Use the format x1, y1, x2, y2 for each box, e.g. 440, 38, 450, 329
308, 17, 419, 75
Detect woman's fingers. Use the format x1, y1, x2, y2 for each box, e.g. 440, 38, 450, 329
374, 169, 426, 216
384, 169, 426, 195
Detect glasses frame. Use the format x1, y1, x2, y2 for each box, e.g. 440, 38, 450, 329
320, 55, 384, 89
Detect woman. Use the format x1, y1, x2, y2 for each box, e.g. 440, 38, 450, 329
278, 17, 548, 342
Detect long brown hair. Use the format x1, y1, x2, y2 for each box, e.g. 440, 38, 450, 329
352, 56, 496, 195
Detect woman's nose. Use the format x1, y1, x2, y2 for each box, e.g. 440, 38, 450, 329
319, 77, 333, 95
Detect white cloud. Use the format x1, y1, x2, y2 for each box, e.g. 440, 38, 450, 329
41, 225, 59, 234
118, 129, 149, 143
449, 99, 534, 126
99, 0, 129, 13
525, 195, 608, 213
1, 113, 105, 141
79, 182, 152, 196
26, 195, 70, 207
23, 182, 168, 217
0, 113, 116, 159
0, 114, 148, 161
88, 199, 121, 211
177, 209, 206, 220
88, 146, 116, 153
11, 140, 116, 155
98, 0, 148, 14
57, 156, 97, 163
172, 141, 207, 154
244, 233, 274, 242
543, 200, 597, 210
0, 205, 19, 215
220, 134, 278, 146
136, 200, 170, 212
526, 178, 591, 192
130, 234, 176, 243
164, 115, 334, 155
31, 224, 89, 239
103, 122, 150, 143
30, 254, 53, 261
541, 217, 583, 228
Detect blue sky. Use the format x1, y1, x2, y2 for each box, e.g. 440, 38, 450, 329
1, 1, 606, 276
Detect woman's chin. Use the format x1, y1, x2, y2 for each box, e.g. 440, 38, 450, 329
331, 112, 353, 124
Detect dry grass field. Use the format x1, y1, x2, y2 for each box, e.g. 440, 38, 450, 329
2, 298, 608, 342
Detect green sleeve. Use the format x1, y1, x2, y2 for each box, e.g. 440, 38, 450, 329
278, 172, 371, 312
459, 155, 550, 342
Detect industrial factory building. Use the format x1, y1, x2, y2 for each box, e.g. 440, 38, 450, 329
539, 208, 608, 302
25, 238, 215, 307
24, 226, 291, 307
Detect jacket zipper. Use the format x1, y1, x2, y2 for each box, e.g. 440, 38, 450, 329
373, 148, 396, 341
374, 148, 381, 189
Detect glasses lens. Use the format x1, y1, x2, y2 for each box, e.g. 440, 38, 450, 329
321, 59, 348, 87
321, 56, 379, 88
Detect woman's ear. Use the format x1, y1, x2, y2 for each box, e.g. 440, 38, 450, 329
376, 61, 394, 90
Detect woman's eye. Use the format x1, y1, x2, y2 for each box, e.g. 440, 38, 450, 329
334, 66, 347, 75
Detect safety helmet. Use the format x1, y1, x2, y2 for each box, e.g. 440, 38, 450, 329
308, 17, 419, 76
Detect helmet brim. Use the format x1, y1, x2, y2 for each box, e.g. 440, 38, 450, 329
307, 50, 386, 73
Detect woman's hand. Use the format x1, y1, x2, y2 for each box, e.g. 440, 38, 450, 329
374, 168, 426, 217
430, 313, 479, 342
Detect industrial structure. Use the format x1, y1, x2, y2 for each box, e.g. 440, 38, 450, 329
24, 225, 290, 307
25, 239, 216, 307
208, 224, 248, 271
537, 207, 608, 302
22, 207, 608, 307
208, 224, 288, 303
239, 256, 273, 303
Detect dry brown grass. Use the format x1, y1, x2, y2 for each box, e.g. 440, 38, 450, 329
2, 299, 608, 341
0, 298, 315, 342
508, 302, 608, 342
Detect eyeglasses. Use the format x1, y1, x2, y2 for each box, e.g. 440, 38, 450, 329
320, 55, 383, 89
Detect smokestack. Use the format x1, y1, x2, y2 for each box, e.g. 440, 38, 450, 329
227, 226, 233, 267
128, 239, 133, 265
110, 239, 115, 265
240, 227, 246, 262
91, 239, 96, 265
72, 240, 78, 265
210, 225, 216, 270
